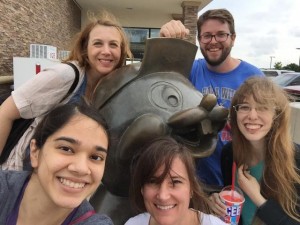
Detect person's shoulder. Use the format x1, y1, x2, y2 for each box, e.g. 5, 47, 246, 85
0, 170, 13, 189
124, 213, 150, 225
201, 212, 228, 225
73, 200, 113, 225
0, 171, 30, 208
191, 58, 206, 76
239, 59, 259, 68
81, 213, 114, 225
0, 170, 30, 186
239, 60, 263, 74
192, 58, 206, 66
44, 61, 83, 77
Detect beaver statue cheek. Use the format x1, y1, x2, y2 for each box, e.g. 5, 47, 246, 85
90, 38, 228, 225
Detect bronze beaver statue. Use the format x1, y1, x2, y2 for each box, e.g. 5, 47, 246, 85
90, 38, 228, 225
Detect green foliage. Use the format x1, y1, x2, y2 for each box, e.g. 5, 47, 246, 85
282, 63, 300, 72
274, 62, 300, 72
274, 62, 282, 69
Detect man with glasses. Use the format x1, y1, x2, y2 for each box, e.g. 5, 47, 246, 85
160, 8, 263, 189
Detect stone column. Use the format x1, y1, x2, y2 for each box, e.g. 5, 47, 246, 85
181, 1, 201, 44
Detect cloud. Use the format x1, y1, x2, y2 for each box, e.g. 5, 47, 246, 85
249, 37, 278, 56
289, 27, 300, 37
198, 0, 300, 67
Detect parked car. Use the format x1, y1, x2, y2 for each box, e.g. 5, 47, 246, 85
261, 69, 294, 78
284, 85, 300, 102
272, 73, 300, 87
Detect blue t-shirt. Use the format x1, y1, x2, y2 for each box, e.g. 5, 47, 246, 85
189, 58, 263, 186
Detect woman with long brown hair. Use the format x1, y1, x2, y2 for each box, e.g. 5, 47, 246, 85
209, 76, 300, 224
126, 137, 227, 225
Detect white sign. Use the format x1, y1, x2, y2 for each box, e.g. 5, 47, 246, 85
13, 57, 60, 89
30, 44, 57, 60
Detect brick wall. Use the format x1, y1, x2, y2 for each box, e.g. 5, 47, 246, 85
0, 0, 81, 76
182, 2, 199, 45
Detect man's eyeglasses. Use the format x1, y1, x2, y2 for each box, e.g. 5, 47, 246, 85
199, 33, 232, 44
233, 103, 273, 114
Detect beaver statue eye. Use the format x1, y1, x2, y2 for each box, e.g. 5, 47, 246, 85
150, 82, 182, 112
163, 87, 179, 107
167, 95, 178, 106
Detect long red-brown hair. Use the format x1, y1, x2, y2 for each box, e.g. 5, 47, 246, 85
230, 76, 300, 222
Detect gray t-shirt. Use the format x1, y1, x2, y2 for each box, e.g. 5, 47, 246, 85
0, 170, 113, 225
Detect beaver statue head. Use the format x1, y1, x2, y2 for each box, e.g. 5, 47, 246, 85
91, 38, 228, 197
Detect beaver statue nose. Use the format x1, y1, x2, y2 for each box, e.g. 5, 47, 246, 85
168, 94, 228, 157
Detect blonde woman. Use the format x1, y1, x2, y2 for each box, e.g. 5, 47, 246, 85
0, 11, 132, 170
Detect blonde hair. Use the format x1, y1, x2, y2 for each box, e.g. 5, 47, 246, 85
64, 10, 132, 70
230, 77, 300, 222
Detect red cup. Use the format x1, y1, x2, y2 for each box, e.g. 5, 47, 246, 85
219, 186, 245, 224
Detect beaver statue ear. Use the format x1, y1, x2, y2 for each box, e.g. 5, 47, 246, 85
138, 38, 197, 79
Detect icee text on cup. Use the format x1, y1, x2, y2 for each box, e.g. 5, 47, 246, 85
227, 205, 242, 217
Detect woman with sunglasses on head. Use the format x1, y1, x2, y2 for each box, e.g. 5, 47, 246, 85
125, 137, 227, 225
0, 100, 113, 225
209, 77, 300, 225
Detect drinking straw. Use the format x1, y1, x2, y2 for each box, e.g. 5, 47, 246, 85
231, 161, 237, 200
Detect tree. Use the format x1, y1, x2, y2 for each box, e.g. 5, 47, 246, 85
274, 62, 282, 69
282, 63, 300, 72
272, 62, 300, 72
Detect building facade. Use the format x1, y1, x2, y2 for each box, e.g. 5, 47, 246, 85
0, 0, 211, 77
0, 0, 81, 76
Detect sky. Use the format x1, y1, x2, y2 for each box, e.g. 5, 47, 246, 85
195, 0, 300, 69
